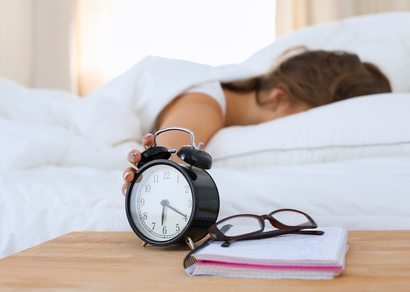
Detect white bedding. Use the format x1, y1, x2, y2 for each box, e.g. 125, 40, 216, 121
1, 12, 410, 258
2, 157, 410, 258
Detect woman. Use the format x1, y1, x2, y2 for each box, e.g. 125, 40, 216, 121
121, 49, 391, 194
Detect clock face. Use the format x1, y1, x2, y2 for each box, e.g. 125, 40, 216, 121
129, 164, 194, 242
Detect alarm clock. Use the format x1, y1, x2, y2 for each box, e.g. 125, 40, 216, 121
125, 127, 220, 249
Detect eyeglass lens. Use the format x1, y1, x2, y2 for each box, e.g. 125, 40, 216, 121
270, 210, 311, 227
216, 216, 262, 237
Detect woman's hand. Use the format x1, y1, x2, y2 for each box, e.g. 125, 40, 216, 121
121, 92, 224, 196
121, 133, 155, 196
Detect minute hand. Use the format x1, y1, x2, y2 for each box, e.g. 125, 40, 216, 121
166, 204, 187, 218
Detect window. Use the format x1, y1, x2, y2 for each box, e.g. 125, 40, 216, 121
107, 0, 275, 75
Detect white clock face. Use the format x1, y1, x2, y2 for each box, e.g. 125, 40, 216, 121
129, 164, 194, 242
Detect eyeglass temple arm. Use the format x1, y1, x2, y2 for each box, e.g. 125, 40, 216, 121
219, 228, 324, 246
244, 229, 324, 241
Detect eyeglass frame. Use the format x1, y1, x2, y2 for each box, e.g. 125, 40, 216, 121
183, 208, 324, 268
208, 208, 324, 246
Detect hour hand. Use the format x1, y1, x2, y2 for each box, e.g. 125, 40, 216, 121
160, 200, 167, 226
161, 205, 165, 226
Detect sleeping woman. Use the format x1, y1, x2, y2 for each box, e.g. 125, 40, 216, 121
121, 48, 391, 194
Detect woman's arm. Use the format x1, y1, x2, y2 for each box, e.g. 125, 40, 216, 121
122, 92, 224, 194
154, 92, 224, 149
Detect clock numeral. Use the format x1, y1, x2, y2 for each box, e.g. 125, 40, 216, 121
144, 185, 151, 192
143, 212, 147, 220
153, 174, 159, 183
163, 171, 170, 180
183, 215, 188, 222
151, 222, 156, 230
188, 200, 192, 208
176, 224, 180, 232
185, 185, 190, 193
162, 226, 167, 234
140, 197, 145, 206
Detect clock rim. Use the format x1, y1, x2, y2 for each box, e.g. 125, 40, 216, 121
125, 159, 196, 246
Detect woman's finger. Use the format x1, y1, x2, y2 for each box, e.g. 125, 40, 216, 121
121, 182, 129, 196
128, 150, 141, 165
142, 133, 155, 149
123, 167, 136, 183
123, 133, 155, 196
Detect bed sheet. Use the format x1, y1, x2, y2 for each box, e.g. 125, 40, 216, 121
1, 156, 409, 258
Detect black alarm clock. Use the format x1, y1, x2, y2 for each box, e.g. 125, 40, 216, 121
125, 127, 220, 249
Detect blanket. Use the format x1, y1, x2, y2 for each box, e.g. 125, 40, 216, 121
0, 56, 272, 172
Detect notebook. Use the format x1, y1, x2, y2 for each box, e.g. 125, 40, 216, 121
184, 227, 348, 279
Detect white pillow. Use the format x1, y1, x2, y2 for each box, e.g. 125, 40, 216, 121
206, 93, 410, 167
239, 12, 410, 93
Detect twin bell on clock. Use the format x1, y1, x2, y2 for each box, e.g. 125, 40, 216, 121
125, 127, 220, 249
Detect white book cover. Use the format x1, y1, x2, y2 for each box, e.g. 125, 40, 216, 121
185, 227, 348, 279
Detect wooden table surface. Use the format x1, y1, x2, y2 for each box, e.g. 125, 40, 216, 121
0, 231, 409, 291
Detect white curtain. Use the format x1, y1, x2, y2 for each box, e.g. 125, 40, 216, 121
76, 0, 112, 96
0, 0, 34, 88
0, 0, 76, 92
2, 0, 410, 94
276, 0, 410, 37
0, 0, 114, 95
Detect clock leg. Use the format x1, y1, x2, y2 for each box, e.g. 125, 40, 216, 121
185, 236, 195, 250
142, 241, 148, 248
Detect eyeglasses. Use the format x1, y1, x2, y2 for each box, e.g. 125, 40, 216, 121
208, 208, 324, 247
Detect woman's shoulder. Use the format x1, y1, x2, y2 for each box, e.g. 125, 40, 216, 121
184, 81, 226, 116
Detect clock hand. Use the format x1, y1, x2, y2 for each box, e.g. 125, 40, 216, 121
167, 205, 187, 218
160, 200, 167, 226
161, 205, 165, 226
162, 199, 187, 218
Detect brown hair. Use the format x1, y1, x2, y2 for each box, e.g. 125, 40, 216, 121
222, 49, 392, 107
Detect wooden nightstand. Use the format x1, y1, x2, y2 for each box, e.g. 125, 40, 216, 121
0, 231, 409, 291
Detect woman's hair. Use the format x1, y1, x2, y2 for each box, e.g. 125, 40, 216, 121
222, 49, 392, 107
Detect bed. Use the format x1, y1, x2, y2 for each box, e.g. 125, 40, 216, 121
1, 12, 410, 258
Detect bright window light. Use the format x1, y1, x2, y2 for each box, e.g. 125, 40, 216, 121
104, 0, 276, 77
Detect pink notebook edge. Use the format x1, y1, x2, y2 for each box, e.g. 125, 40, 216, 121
197, 259, 344, 271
